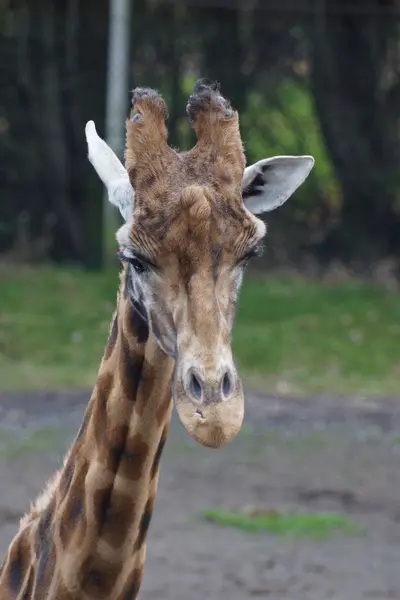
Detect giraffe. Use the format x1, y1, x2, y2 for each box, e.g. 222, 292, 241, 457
0, 80, 314, 599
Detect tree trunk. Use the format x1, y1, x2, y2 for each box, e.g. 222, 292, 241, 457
310, 0, 400, 264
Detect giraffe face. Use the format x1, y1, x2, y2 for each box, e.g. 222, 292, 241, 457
117, 189, 266, 448
85, 80, 314, 448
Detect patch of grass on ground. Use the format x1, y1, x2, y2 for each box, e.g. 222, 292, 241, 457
202, 508, 359, 540
0, 264, 399, 395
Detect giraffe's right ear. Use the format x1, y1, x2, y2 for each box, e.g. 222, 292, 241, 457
85, 121, 134, 222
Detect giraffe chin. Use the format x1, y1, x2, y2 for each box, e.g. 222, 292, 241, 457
173, 395, 244, 449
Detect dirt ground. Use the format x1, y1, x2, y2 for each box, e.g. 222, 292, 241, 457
1, 390, 400, 599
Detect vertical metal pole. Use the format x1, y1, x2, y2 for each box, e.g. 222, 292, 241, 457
103, 0, 131, 265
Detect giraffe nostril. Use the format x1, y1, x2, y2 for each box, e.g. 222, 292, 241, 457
189, 372, 203, 400
222, 371, 233, 398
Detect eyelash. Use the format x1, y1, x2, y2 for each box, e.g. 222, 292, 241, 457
237, 244, 264, 265
118, 243, 263, 273
118, 250, 149, 274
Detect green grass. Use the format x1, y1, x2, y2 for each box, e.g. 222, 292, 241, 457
202, 508, 359, 540
234, 275, 400, 396
0, 264, 117, 390
0, 264, 399, 395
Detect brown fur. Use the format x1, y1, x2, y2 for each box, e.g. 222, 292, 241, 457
0, 81, 266, 599
0, 285, 174, 600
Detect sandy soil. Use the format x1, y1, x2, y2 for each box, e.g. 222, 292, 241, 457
0, 389, 400, 599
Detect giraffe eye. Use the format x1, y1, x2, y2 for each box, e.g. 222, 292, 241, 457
237, 242, 264, 266
118, 249, 149, 274
130, 257, 148, 274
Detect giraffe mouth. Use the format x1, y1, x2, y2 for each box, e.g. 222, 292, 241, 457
171, 354, 245, 448
173, 378, 245, 448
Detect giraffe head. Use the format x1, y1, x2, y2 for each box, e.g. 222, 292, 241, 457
86, 80, 314, 448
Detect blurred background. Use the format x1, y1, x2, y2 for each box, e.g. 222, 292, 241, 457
1, 0, 399, 394
1, 0, 400, 271
1, 2, 400, 598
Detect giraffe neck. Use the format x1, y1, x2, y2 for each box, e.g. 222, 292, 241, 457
0, 287, 175, 600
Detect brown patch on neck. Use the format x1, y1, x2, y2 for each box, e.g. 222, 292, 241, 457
119, 332, 145, 401
104, 314, 118, 360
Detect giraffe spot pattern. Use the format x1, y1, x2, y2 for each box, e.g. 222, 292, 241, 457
34, 499, 56, 593
150, 428, 168, 480
6, 539, 24, 594
93, 372, 114, 448
35, 498, 54, 554
121, 567, 143, 599
4, 529, 31, 596
104, 314, 119, 360
92, 433, 149, 541
60, 456, 74, 499
119, 433, 149, 481
99, 492, 137, 549
76, 408, 90, 441
129, 300, 149, 344
106, 424, 130, 474
120, 333, 145, 400
135, 496, 155, 551
92, 486, 114, 535
59, 467, 86, 549
20, 566, 34, 600
35, 540, 56, 593
102, 420, 148, 481
80, 555, 120, 599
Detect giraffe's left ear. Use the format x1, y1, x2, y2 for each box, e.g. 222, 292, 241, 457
85, 121, 134, 222
242, 156, 315, 215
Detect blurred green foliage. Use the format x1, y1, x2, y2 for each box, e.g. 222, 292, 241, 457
243, 82, 333, 184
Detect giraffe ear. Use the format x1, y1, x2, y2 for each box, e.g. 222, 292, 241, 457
242, 156, 315, 215
85, 121, 134, 222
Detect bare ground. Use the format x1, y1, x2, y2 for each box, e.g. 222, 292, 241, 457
1, 390, 400, 599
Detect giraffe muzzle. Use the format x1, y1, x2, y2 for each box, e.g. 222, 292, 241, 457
172, 364, 244, 448
184, 367, 235, 405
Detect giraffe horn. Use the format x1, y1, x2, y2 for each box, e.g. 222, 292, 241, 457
85, 120, 134, 222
